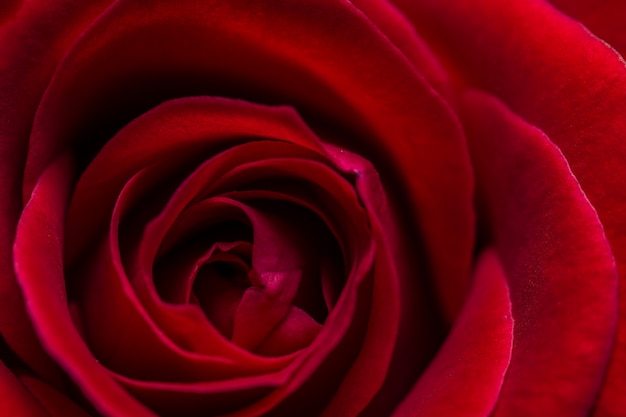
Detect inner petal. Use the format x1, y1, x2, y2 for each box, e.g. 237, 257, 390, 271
169, 196, 337, 356
194, 258, 251, 340
155, 240, 252, 305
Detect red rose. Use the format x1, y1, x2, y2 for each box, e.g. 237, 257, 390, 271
1, 0, 624, 416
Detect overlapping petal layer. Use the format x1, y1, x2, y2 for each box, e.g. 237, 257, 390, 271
23, 0, 473, 327
14, 86, 456, 416
549, 0, 626, 58
0, 360, 49, 417
391, 250, 513, 417
5, 2, 474, 414
0, 0, 116, 387
393, 1, 626, 413
14, 155, 156, 417
3, 0, 621, 416
461, 90, 617, 416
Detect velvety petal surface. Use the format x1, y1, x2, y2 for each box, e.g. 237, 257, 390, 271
66, 98, 327, 265
0, 0, 114, 386
549, 0, 626, 58
391, 249, 513, 417
461, 90, 617, 417
0, 361, 49, 417
13, 155, 156, 417
0, 0, 21, 22
18, 375, 92, 417
57, 84, 413, 416
348, 0, 451, 98
393, 1, 626, 414
26, 0, 473, 326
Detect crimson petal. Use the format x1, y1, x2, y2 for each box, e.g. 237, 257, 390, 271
14, 155, 156, 416
391, 250, 513, 417
0, 0, 115, 385
18, 375, 92, 417
462, 90, 617, 416
27, 0, 473, 324
393, 1, 626, 412
549, 0, 626, 58
0, 361, 49, 417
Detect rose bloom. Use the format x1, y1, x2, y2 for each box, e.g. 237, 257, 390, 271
1, 0, 625, 416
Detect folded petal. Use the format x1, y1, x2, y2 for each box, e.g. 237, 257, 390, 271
14, 155, 156, 417
394, 1, 626, 413
391, 249, 513, 417
461, 90, 617, 417
0, 361, 49, 417
0, 0, 115, 386
27, 0, 473, 324
18, 375, 92, 417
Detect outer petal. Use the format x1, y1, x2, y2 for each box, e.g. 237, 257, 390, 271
348, 0, 451, 97
18, 375, 92, 417
13, 155, 156, 417
0, 0, 20, 23
393, 1, 626, 414
549, 0, 626, 58
391, 250, 513, 417
0, 0, 113, 385
0, 361, 49, 417
461, 90, 617, 416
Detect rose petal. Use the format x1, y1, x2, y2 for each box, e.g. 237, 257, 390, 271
27, 0, 473, 323
14, 155, 156, 416
122, 144, 370, 359
156, 241, 251, 306
348, 0, 451, 96
328, 150, 442, 417
227, 202, 319, 352
0, 361, 49, 417
98, 241, 375, 417
18, 375, 92, 417
461, 90, 617, 416
193, 255, 250, 340
0, 0, 113, 385
255, 306, 323, 357
66, 97, 327, 266
117, 146, 340, 358
549, 0, 626, 58
191, 190, 352, 312
393, 2, 626, 413
74, 145, 382, 415
0, 0, 20, 22
391, 249, 513, 417
77, 169, 291, 382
